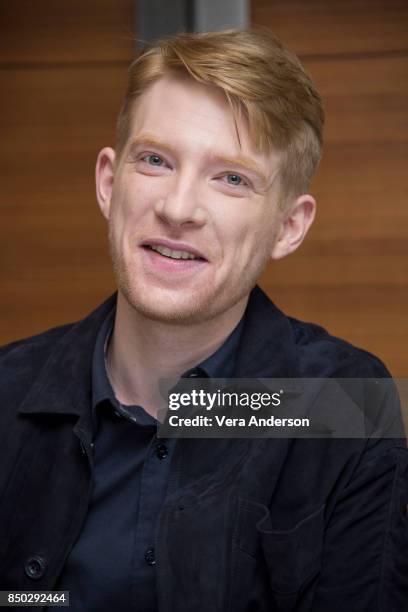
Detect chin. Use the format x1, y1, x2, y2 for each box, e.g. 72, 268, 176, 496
111, 246, 253, 326
111, 244, 211, 324
120, 281, 215, 325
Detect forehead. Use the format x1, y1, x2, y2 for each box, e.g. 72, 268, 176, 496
132, 75, 234, 138
134, 75, 231, 128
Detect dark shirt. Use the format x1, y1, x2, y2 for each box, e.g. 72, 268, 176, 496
54, 307, 244, 611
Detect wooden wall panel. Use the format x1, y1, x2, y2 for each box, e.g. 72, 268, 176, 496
252, 0, 408, 56
253, 2, 408, 375
0, 0, 133, 63
0, 1, 134, 343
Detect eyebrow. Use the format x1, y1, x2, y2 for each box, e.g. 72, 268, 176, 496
208, 154, 269, 184
127, 134, 175, 157
127, 133, 270, 185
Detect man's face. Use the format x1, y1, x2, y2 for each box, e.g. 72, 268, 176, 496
98, 75, 287, 325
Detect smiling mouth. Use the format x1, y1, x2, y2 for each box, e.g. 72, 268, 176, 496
143, 245, 205, 261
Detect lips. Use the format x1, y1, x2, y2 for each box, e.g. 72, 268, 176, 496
141, 238, 207, 261
149, 245, 198, 260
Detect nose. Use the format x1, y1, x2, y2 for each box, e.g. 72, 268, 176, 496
154, 174, 206, 228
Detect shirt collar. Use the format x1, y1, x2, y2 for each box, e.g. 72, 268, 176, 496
91, 306, 245, 419
182, 315, 245, 380
92, 306, 116, 410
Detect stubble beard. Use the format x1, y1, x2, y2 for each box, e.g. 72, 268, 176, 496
108, 224, 273, 327
108, 229, 214, 324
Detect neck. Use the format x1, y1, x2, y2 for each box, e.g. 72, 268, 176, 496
106, 291, 247, 417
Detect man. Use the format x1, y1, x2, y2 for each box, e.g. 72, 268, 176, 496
0, 28, 407, 611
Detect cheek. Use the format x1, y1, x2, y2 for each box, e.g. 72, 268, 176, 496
222, 207, 276, 252
209, 198, 254, 245
233, 217, 280, 271
111, 181, 155, 232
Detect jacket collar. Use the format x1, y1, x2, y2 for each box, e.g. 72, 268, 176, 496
18, 286, 300, 418
19, 294, 117, 417
235, 285, 300, 379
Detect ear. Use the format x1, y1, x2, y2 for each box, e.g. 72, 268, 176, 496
95, 147, 116, 220
271, 194, 316, 260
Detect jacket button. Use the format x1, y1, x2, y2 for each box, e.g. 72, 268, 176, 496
144, 547, 156, 566
24, 555, 47, 580
155, 443, 168, 460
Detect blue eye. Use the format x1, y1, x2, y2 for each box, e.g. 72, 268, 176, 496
146, 154, 164, 166
227, 174, 243, 186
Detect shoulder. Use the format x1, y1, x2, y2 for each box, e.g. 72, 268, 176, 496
238, 287, 391, 380
0, 323, 76, 406
0, 294, 116, 406
0, 293, 116, 367
0, 323, 73, 362
0, 322, 75, 370
288, 316, 391, 378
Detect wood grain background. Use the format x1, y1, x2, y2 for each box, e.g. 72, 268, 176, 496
1, 1, 407, 375
0, 0, 133, 341
253, 0, 408, 376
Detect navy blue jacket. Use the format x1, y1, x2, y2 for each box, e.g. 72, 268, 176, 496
0, 286, 407, 611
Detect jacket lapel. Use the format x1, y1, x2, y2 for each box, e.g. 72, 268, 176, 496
235, 286, 300, 378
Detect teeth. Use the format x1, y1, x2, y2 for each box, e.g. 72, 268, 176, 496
150, 245, 198, 260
